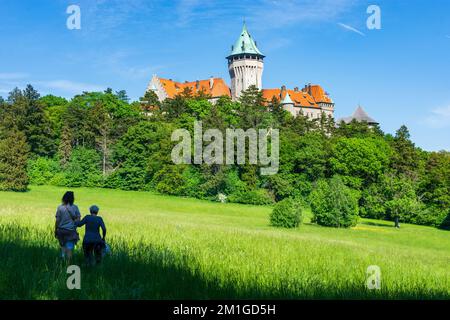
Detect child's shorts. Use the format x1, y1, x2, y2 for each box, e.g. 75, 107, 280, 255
65, 241, 75, 250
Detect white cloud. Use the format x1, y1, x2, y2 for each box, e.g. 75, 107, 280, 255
248, 0, 357, 29
424, 105, 450, 129
37, 80, 106, 94
95, 50, 167, 80
75, 0, 154, 35
176, 0, 202, 26
338, 22, 365, 36
171, 0, 357, 29
0, 73, 29, 80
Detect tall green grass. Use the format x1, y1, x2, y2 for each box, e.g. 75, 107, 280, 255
0, 185, 449, 299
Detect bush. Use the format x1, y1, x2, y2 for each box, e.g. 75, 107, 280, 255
228, 189, 274, 205
310, 176, 359, 228
152, 165, 186, 196
27, 157, 61, 185
270, 198, 303, 228
105, 166, 148, 191
360, 183, 386, 219
63, 147, 103, 187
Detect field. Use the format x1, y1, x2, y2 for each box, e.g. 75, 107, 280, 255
0, 185, 449, 300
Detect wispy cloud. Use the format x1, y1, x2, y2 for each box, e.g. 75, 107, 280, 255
171, 0, 357, 29
96, 50, 167, 80
37, 80, 106, 94
176, 0, 202, 26
248, 0, 357, 29
424, 105, 450, 129
0, 73, 30, 96
75, 0, 155, 35
263, 38, 293, 51
338, 22, 365, 36
0, 73, 29, 80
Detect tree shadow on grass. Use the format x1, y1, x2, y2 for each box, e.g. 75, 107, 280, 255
0, 224, 448, 300
360, 221, 394, 228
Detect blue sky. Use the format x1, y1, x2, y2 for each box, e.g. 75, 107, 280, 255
1, 0, 449, 151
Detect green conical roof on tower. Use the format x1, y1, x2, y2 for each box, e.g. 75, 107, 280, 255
228, 23, 264, 58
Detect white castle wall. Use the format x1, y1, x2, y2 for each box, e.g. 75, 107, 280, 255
229, 57, 264, 100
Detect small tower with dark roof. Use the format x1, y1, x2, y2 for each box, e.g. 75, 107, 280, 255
339, 105, 379, 126
227, 22, 265, 100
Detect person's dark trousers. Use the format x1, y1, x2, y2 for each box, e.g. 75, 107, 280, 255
83, 242, 103, 265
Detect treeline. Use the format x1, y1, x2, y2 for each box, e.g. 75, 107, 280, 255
0, 85, 448, 229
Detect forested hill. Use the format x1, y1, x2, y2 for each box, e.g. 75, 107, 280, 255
0, 85, 448, 229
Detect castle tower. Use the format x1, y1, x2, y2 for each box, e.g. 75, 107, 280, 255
227, 23, 265, 100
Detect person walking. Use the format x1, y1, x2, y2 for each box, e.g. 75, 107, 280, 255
76, 205, 107, 266
55, 191, 81, 262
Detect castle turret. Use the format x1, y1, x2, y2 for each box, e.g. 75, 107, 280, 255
227, 23, 265, 100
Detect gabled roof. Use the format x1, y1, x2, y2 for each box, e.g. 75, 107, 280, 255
262, 85, 334, 109
302, 84, 333, 104
228, 23, 264, 58
158, 77, 231, 98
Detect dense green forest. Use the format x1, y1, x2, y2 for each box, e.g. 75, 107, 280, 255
0, 85, 448, 229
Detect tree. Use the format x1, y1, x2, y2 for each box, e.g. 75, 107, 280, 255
381, 172, 419, 227
109, 121, 174, 190
64, 147, 103, 187
418, 151, 450, 210
335, 119, 383, 138
139, 90, 160, 113
0, 129, 29, 191
386, 197, 420, 228
309, 176, 359, 228
238, 85, 273, 129
115, 90, 129, 102
390, 125, 421, 180
22, 86, 56, 157
58, 125, 73, 167
91, 102, 113, 175
330, 137, 391, 188
39, 95, 68, 135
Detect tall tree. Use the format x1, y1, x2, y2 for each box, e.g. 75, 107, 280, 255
91, 102, 113, 175
22, 85, 56, 156
238, 85, 273, 129
0, 128, 29, 191
391, 125, 421, 180
58, 125, 73, 167
115, 90, 129, 102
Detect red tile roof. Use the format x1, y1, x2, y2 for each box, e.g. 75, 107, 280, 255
159, 78, 231, 98
262, 84, 333, 108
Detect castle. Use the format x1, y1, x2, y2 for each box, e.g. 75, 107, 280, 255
146, 23, 335, 119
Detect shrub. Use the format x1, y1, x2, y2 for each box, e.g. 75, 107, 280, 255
270, 198, 303, 228
64, 147, 103, 187
228, 189, 274, 205
27, 157, 61, 185
360, 183, 386, 219
152, 165, 186, 196
105, 166, 148, 191
310, 176, 359, 228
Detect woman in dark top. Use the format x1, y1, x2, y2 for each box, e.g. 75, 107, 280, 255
55, 191, 80, 262
76, 205, 107, 266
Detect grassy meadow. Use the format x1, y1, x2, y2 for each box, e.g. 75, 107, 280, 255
0, 185, 449, 300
